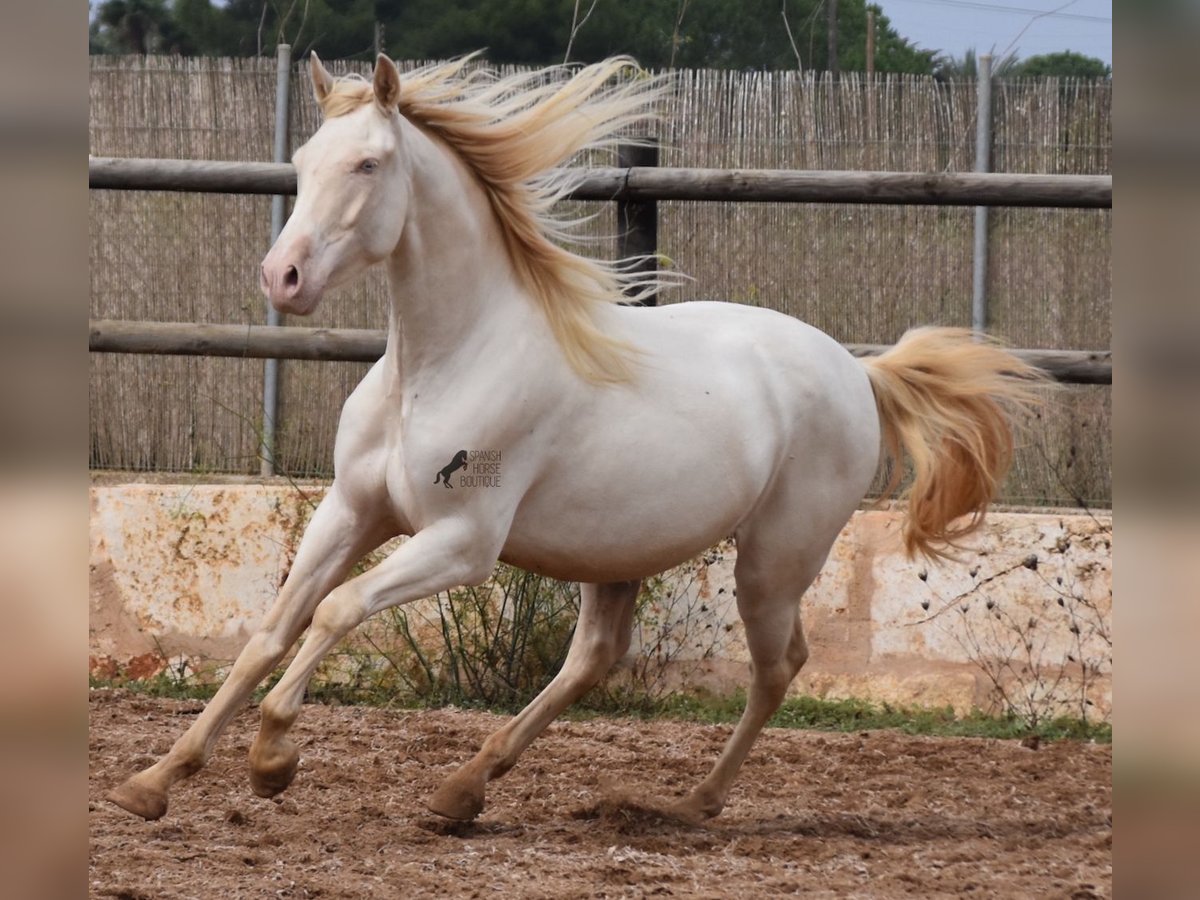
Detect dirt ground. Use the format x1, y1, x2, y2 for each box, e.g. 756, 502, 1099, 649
89, 690, 1111, 899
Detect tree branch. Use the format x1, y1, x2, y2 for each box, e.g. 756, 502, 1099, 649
781, 0, 804, 72
564, 0, 600, 64
669, 0, 692, 69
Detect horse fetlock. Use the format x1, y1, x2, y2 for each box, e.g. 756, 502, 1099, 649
248, 735, 300, 799
164, 739, 208, 779
257, 686, 302, 735
176, 754, 205, 778
474, 738, 518, 780
488, 756, 517, 780
672, 786, 726, 824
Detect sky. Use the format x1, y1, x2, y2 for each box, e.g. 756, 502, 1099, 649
89, 0, 1114, 68
873, 0, 1113, 65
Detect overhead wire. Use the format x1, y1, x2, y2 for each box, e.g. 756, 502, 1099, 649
883, 0, 1110, 24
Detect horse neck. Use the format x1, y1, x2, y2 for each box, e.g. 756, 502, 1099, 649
383, 122, 533, 384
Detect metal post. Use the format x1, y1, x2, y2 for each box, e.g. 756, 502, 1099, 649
616, 141, 659, 305
827, 0, 840, 81
866, 10, 875, 77
261, 43, 290, 477
866, 10, 877, 143
972, 53, 993, 334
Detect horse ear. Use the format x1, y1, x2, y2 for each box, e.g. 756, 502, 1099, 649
310, 52, 334, 108
373, 54, 402, 112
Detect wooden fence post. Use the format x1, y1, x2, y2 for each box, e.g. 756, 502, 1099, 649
617, 141, 659, 305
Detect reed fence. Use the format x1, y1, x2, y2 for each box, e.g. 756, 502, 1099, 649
89, 56, 1111, 506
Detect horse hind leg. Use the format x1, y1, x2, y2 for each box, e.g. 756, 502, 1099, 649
670, 531, 826, 823
427, 579, 640, 821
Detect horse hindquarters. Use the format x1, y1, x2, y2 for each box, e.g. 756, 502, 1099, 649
670, 360, 881, 821
670, 526, 824, 822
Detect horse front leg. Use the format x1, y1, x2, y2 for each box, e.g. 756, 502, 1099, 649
247, 522, 500, 798
427, 579, 640, 821
106, 486, 390, 820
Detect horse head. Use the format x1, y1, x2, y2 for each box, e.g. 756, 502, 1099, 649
260, 53, 410, 316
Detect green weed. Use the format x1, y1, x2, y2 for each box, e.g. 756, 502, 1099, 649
90, 674, 1108, 744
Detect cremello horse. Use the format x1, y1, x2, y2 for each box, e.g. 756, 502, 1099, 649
110, 54, 1039, 824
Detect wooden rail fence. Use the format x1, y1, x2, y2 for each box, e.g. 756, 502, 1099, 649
88, 60, 1110, 499
88, 153, 1114, 385
88, 320, 1112, 385
88, 156, 1112, 208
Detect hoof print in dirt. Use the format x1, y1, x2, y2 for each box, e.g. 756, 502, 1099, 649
417, 816, 483, 838
574, 796, 700, 833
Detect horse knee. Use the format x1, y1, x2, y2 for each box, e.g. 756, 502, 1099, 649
459, 558, 499, 588
309, 586, 364, 637
242, 629, 292, 667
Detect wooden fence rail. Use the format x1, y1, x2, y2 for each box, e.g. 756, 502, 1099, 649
88, 156, 1112, 208
88, 319, 1112, 385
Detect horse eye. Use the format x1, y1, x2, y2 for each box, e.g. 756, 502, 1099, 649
358, 159, 379, 173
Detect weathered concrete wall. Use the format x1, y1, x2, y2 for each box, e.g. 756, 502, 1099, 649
89, 482, 1111, 718
89, 483, 317, 676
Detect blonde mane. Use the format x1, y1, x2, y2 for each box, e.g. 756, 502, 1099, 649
319, 56, 669, 383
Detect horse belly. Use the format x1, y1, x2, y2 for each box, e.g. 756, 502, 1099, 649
498, 509, 736, 583
501, 415, 777, 581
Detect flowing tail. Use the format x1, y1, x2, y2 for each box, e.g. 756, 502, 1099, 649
863, 327, 1046, 560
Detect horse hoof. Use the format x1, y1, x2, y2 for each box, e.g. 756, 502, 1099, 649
427, 780, 484, 821
668, 793, 723, 825
248, 740, 299, 799
107, 776, 169, 821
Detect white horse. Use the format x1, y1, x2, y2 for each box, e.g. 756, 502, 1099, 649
109, 54, 1039, 824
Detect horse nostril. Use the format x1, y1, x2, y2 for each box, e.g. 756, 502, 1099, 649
284, 265, 300, 290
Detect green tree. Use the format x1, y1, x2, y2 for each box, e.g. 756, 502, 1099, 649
370, 0, 677, 67
172, 0, 240, 54
91, 1, 377, 58
91, 0, 940, 73
1012, 51, 1111, 79
196, 0, 376, 57
91, 0, 192, 54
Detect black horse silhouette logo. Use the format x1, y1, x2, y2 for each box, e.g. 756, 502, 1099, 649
435, 450, 469, 488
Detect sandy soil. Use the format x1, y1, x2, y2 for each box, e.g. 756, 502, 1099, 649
89, 690, 1111, 898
